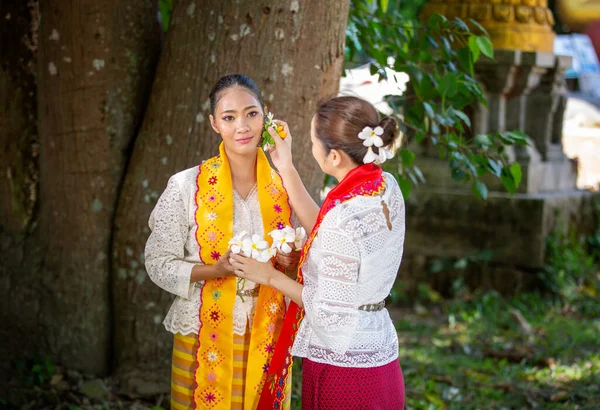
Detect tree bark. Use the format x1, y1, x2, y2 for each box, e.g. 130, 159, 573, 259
112, 0, 350, 392
0, 0, 40, 386
2, 0, 161, 376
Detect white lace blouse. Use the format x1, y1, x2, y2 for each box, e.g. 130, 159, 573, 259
291, 172, 405, 368
145, 166, 269, 336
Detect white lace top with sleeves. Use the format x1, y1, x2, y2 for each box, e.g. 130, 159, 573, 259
291, 172, 405, 368
145, 165, 289, 336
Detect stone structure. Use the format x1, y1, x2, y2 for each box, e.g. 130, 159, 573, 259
421, 0, 555, 52
399, 0, 599, 294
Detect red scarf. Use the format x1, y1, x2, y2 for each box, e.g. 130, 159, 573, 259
257, 163, 386, 409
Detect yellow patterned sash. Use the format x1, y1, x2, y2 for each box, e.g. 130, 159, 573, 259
193, 143, 291, 409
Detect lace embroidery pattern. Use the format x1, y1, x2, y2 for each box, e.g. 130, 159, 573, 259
291, 173, 405, 368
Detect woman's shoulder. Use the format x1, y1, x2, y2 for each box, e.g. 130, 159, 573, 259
170, 165, 201, 183
165, 165, 201, 197
323, 173, 403, 234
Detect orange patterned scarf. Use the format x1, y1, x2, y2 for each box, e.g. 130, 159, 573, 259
193, 143, 292, 409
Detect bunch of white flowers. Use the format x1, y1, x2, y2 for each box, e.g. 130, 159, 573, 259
227, 226, 307, 262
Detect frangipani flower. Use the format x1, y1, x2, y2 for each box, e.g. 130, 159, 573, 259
242, 234, 269, 259
358, 126, 384, 148
269, 226, 295, 253
228, 230, 248, 254
294, 227, 307, 249
363, 147, 378, 164
378, 147, 394, 164
256, 246, 277, 263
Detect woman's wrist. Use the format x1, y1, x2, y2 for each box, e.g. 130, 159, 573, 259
267, 263, 285, 288
278, 164, 297, 180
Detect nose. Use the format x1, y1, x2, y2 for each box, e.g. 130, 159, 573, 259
236, 118, 250, 133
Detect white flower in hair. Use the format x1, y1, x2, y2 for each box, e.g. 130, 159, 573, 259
358, 126, 384, 148
363, 147, 378, 164
378, 147, 394, 163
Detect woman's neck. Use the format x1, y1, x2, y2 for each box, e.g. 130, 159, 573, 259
331, 163, 358, 183
225, 147, 257, 198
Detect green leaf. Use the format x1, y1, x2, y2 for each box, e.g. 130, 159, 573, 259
474, 134, 492, 147
469, 19, 490, 37
468, 35, 481, 63
510, 162, 522, 188
454, 109, 471, 128
487, 158, 502, 177
501, 166, 517, 195
457, 47, 474, 76
397, 177, 412, 200
428, 13, 448, 30
369, 63, 378, 76
451, 18, 470, 32
505, 130, 529, 145
380, 0, 389, 13
472, 180, 488, 200
423, 102, 435, 118
413, 166, 426, 183
476, 36, 494, 59
454, 258, 469, 270
438, 73, 458, 98
399, 149, 416, 167
451, 167, 468, 182
159, 0, 173, 33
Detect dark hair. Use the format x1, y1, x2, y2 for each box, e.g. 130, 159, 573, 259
209, 73, 264, 115
314, 96, 398, 165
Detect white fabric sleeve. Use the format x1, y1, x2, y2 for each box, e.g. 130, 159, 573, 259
302, 222, 361, 355
144, 176, 196, 300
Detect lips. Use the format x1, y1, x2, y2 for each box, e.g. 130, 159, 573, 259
236, 136, 254, 144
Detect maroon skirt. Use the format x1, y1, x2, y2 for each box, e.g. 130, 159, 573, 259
301, 358, 405, 409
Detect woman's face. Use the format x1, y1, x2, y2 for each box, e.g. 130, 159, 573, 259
210, 87, 264, 157
310, 116, 331, 174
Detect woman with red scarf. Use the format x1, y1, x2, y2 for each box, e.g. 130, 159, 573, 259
230, 96, 406, 409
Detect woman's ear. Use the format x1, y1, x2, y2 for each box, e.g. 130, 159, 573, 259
329, 148, 342, 167
209, 114, 220, 134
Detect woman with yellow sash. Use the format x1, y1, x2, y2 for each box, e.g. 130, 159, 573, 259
145, 74, 298, 410
232, 96, 406, 409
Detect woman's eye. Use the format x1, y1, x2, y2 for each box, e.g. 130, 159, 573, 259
248, 111, 259, 117
222, 116, 234, 121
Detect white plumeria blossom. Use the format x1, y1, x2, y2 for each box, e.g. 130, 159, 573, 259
256, 247, 277, 263
242, 234, 269, 259
269, 226, 296, 254
358, 126, 384, 148
363, 147, 378, 164
378, 147, 394, 164
294, 227, 307, 249
228, 230, 248, 254
266, 112, 274, 123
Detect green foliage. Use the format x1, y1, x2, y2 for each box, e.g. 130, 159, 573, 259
398, 290, 600, 409
346, 1, 525, 199
541, 208, 600, 316
16, 355, 56, 387
159, 0, 173, 33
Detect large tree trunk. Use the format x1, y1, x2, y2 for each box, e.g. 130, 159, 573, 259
0, 0, 160, 378
0, 0, 40, 385
113, 0, 350, 393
